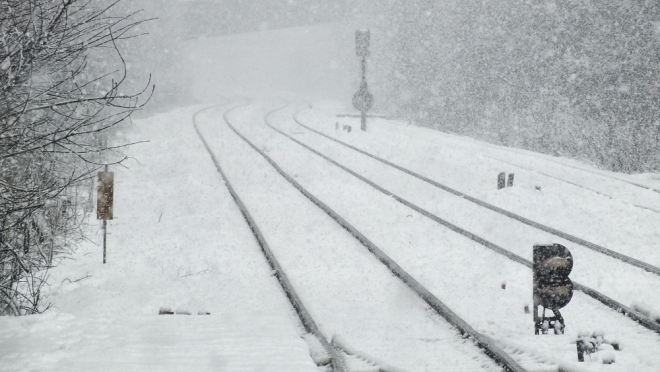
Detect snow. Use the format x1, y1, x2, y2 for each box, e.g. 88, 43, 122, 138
295, 105, 660, 317
302, 333, 332, 366
196, 104, 501, 371
332, 335, 409, 372
0, 106, 318, 372
259, 102, 660, 371
0, 56, 9, 70
3, 21, 660, 372
0, 312, 316, 372
631, 302, 660, 323
602, 352, 616, 365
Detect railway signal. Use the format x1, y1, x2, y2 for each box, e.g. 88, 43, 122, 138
497, 172, 514, 189
353, 81, 373, 113
355, 29, 370, 57
497, 172, 505, 189
533, 243, 574, 334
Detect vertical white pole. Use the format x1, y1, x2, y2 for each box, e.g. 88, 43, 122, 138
102, 219, 107, 264
103, 164, 108, 264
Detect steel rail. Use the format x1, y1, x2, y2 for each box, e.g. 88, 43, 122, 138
411, 125, 660, 195
192, 104, 347, 372
220, 104, 527, 372
486, 155, 660, 214
262, 105, 660, 335
291, 109, 660, 277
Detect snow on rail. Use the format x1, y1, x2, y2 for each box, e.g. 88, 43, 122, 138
486, 155, 660, 214
467, 136, 660, 195
220, 104, 527, 372
193, 105, 347, 372
292, 110, 660, 278
271, 106, 660, 336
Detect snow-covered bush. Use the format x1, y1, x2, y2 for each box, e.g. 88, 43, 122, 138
0, 0, 151, 315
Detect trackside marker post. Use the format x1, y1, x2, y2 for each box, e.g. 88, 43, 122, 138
497, 172, 506, 189
97, 165, 114, 264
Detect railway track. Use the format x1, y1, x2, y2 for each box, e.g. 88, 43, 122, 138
401, 123, 660, 195
485, 155, 660, 214
191, 100, 660, 370
193, 104, 347, 372
481, 141, 660, 195
193, 103, 524, 372
205, 101, 660, 370
300, 104, 660, 241
273, 101, 660, 348
291, 106, 660, 277
258, 103, 660, 337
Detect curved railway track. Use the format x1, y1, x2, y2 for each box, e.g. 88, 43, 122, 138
193, 104, 347, 372
255, 103, 660, 336
497, 148, 660, 195
291, 107, 660, 279
218, 103, 526, 372
194, 100, 660, 371
485, 155, 660, 214
335, 110, 660, 213
421, 127, 660, 195
193, 102, 538, 372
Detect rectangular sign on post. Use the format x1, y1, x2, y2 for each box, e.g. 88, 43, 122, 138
497, 172, 506, 190
355, 29, 371, 57
97, 171, 114, 220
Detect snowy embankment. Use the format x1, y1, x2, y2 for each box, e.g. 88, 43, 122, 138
0, 106, 318, 372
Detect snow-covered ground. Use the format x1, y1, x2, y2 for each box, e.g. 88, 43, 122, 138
294, 103, 660, 315
3, 22, 660, 372
195, 102, 503, 371
222, 100, 660, 371
0, 107, 318, 372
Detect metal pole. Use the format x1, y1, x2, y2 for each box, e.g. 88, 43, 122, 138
361, 110, 367, 131
361, 56, 366, 79
102, 219, 107, 264
102, 164, 108, 264
361, 56, 367, 131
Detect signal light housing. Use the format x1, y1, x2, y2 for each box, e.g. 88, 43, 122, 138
533, 243, 574, 334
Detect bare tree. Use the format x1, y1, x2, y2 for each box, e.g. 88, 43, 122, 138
0, 0, 152, 315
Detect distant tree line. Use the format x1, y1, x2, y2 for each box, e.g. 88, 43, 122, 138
383, 0, 660, 173
0, 0, 150, 315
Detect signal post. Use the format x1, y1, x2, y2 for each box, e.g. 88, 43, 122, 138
353, 30, 374, 131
